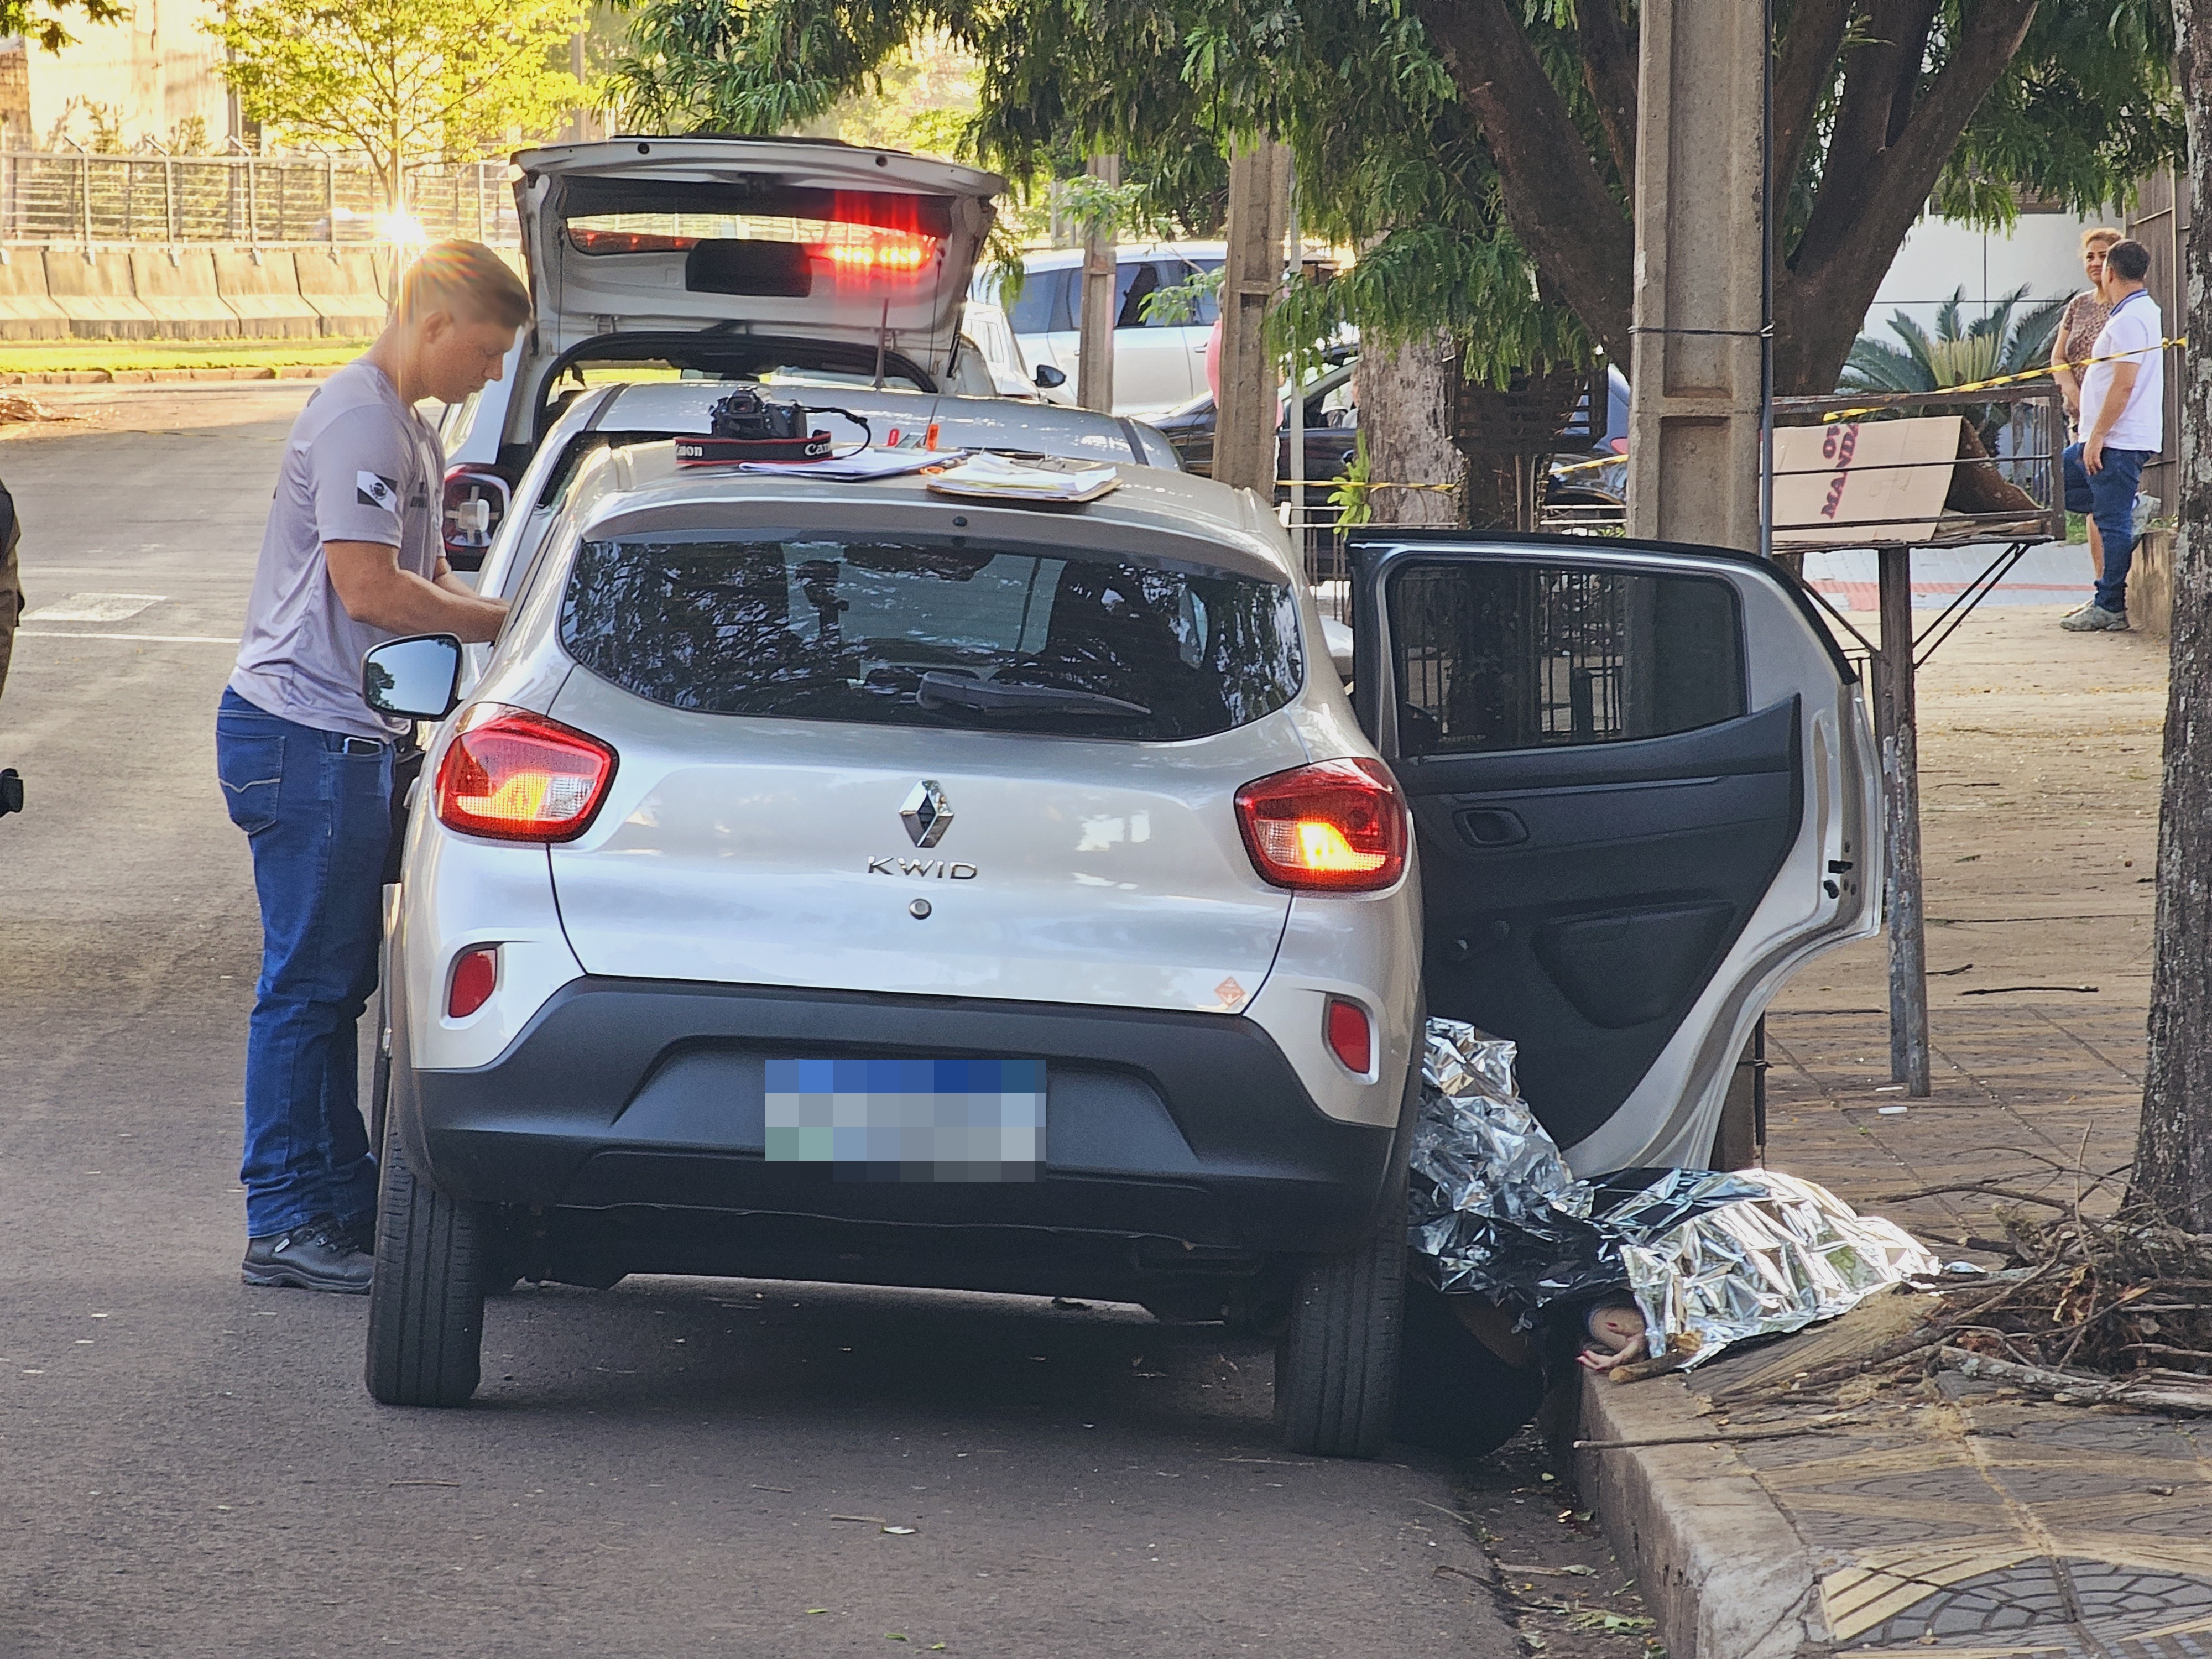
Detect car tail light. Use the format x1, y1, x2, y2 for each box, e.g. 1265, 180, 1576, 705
442, 465, 512, 570
434, 706, 617, 842
1234, 758, 1408, 892
448, 945, 498, 1018
811, 233, 935, 272
1325, 998, 1373, 1074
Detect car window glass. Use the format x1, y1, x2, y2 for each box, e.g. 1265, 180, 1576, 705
1172, 258, 1222, 325
1389, 562, 1744, 757
561, 534, 1302, 741
1008, 269, 1074, 334
1115, 261, 1167, 329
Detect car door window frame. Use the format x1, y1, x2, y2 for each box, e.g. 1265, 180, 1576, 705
1381, 559, 1749, 761
1352, 535, 1853, 760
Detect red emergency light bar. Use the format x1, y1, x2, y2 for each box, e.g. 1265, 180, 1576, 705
567, 226, 938, 270
814, 234, 934, 271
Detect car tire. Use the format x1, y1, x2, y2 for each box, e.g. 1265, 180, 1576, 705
1275, 1172, 1407, 1458
363, 1121, 487, 1408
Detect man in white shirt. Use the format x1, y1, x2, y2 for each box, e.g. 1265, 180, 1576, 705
2060, 238, 2163, 632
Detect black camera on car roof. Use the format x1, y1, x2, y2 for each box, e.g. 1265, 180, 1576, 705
674, 386, 846, 466
708, 387, 810, 443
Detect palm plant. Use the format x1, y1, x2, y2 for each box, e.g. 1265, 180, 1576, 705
1840, 285, 2067, 451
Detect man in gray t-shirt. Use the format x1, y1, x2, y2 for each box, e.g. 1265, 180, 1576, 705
217, 241, 525, 1294
229, 357, 454, 737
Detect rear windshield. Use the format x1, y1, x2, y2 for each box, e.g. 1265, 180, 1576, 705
560, 534, 1302, 741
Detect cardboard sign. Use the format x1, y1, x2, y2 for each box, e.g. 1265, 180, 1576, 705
1773, 415, 1960, 546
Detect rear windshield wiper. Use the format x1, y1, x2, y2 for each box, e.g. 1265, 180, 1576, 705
915, 671, 1151, 720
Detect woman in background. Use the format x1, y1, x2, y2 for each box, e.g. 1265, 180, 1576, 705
2052, 227, 2121, 578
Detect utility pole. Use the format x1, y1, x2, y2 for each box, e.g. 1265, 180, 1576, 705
1076, 154, 1119, 413
1214, 138, 1291, 495
1624, 0, 1765, 552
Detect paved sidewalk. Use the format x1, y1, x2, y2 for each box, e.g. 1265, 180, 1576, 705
1577, 605, 2203, 1658
1769, 600, 2163, 1240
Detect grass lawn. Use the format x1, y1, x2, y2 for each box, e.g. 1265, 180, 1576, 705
0, 339, 371, 373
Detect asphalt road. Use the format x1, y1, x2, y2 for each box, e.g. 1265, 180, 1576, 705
0, 385, 1626, 1658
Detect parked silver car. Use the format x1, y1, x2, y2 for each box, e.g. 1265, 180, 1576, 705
358, 447, 1879, 1456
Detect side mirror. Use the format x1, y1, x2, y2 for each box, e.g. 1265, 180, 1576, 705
362, 634, 464, 721
442, 465, 512, 573
0, 767, 21, 817
1033, 363, 1068, 390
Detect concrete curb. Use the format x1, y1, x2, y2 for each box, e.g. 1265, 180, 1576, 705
1574, 1371, 1834, 1659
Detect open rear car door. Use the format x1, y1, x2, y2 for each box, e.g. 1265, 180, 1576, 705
1347, 533, 1881, 1173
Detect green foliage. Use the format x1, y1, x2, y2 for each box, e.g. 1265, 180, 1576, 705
1841, 284, 2066, 447
215, 0, 590, 204
6, 0, 125, 56
801, 33, 980, 155
1330, 429, 1373, 528
1932, 0, 2183, 228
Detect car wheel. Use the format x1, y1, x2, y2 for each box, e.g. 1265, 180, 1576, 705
363, 1120, 487, 1407
1275, 1172, 1407, 1458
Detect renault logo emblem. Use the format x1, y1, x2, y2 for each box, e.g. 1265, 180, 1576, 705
900, 779, 954, 848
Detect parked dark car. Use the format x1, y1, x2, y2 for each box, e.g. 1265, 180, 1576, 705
1157, 357, 1633, 536
1153, 355, 1360, 488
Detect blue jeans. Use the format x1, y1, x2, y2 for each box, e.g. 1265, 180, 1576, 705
2062, 441, 2151, 614
215, 687, 390, 1238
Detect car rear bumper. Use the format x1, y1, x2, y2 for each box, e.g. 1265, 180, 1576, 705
390, 977, 1412, 1269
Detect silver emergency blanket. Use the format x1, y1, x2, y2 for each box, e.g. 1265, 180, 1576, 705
1408, 1019, 1939, 1367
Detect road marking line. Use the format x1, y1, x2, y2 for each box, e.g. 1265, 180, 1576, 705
19, 629, 236, 644
22, 592, 164, 623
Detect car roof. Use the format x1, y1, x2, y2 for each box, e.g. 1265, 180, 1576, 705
1000, 241, 1230, 274
582, 379, 1177, 471
568, 440, 1293, 583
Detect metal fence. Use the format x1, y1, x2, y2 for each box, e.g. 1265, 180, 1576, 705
0, 150, 520, 246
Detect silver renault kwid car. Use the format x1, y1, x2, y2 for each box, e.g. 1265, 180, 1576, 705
358, 442, 1879, 1458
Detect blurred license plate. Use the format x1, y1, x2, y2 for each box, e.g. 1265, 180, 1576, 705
764, 1057, 1045, 1182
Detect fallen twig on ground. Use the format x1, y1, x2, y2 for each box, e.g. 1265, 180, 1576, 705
1939, 1347, 2212, 1414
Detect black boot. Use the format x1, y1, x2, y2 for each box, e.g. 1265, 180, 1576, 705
241, 1217, 375, 1295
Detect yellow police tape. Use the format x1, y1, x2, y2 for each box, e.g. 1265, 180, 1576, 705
1271, 334, 2189, 489
1818, 335, 2188, 422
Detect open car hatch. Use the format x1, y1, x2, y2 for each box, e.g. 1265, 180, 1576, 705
512, 139, 1005, 385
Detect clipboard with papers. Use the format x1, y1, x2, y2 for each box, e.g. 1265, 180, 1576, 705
924, 452, 1123, 505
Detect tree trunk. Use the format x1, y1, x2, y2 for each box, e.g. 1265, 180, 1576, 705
1358, 331, 1464, 527
2135, 1, 2212, 1228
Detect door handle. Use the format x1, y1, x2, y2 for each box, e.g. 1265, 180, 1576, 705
1455, 808, 1529, 848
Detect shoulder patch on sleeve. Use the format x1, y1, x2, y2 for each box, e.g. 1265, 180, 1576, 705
357, 471, 399, 512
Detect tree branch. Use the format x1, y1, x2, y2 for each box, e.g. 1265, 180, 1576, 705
1828, 0, 1940, 179
1574, 0, 1636, 184
1410, 0, 1634, 358
1777, 0, 2040, 389
1772, 0, 1853, 200
1885, 0, 1940, 144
